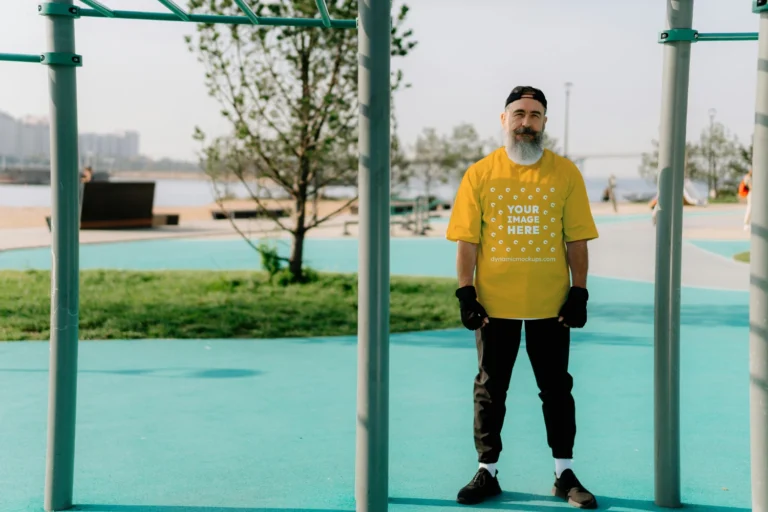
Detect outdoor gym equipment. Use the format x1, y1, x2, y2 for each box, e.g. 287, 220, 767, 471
654, 1, 767, 510
0, 1, 390, 511
3, 0, 768, 511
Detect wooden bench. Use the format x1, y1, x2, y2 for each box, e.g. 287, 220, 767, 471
45, 181, 179, 231
211, 208, 290, 220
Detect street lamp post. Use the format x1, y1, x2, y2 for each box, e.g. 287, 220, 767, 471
708, 108, 716, 198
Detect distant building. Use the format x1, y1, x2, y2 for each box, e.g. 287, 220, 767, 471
17, 116, 49, 159
0, 110, 140, 161
79, 130, 141, 159
0, 111, 17, 158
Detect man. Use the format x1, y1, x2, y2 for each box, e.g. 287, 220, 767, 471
445, 86, 599, 509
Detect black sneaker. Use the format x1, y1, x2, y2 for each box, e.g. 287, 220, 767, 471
456, 468, 502, 505
552, 469, 598, 509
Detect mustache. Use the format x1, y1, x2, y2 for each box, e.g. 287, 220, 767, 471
514, 126, 539, 136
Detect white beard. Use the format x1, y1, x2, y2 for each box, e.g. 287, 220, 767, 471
504, 131, 544, 165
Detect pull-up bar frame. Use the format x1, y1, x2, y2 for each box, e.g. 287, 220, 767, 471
0, 1, 390, 512
653, 0, 768, 509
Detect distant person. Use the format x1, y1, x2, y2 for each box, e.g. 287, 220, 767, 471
80, 166, 93, 183
446, 85, 599, 509
602, 174, 617, 213
741, 169, 752, 232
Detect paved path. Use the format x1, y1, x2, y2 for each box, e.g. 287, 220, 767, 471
589, 211, 749, 291
0, 206, 752, 292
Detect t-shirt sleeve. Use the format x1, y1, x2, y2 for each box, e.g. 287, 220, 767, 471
446, 167, 482, 244
563, 164, 599, 243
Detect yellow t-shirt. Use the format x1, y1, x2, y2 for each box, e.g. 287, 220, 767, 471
446, 147, 599, 319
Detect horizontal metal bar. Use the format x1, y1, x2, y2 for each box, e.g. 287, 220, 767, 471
234, 0, 260, 25
78, 7, 356, 28
156, 0, 189, 21
315, 0, 332, 28
697, 32, 759, 41
79, 0, 115, 18
0, 53, 42, 63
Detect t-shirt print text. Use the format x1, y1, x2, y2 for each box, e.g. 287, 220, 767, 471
484, 184, 561, 257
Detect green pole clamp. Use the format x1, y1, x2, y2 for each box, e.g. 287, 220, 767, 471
755, 0, 768, 13
38, 3, 81, 18
658, 28, 699, 43
41, 52, 83, 67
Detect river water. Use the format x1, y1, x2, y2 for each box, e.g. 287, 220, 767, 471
0, 176, 664, 208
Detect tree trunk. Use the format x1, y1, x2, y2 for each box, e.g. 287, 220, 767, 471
290, 190, 308, 281
290, 42, 311, 283
289, 225, 306, 281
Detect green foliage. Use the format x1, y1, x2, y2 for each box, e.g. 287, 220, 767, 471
403, 123, 560, 194
186, 0, 418, 281
256, 240, 285, 279
734, 251, 750, 263
637, 139, 701, 184
405, 123, 497, 196
0, 270, 458, 341
254, 239, 318, 285
638, 121, 752, 195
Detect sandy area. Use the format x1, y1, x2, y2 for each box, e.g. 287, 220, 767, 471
0, 199, 748, 248
0, 198, 360, 230
0, 198, 661, 230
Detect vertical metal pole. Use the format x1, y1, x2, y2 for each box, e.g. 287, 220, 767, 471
355, 0, 391, 511
750, 8, 768, 511
653, 0, 693, 507
44, 1, 81, 510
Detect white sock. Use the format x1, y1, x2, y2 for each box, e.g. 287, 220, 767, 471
479, 462, 497, 476
555, 458, 572, 478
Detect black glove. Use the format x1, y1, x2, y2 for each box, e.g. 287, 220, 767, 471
558, 286, 589, 328
455, 285, 488, 331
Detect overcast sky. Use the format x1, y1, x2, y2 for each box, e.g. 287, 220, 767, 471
0, 0, 762, 178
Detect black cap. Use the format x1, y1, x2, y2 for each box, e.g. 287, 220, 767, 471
505, 86, 547, 110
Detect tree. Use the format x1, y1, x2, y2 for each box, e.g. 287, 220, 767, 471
389, 107, 413, 196
411, 127, 450, 202
692, 121, 745, 195
409, 123, 496, 196
638, 139, 705, 185
638, 122, 750, 197
187, 0, 417, 282
443, 122, 496, 178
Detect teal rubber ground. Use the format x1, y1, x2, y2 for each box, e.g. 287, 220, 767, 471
0, 269, 752, 511
0, 207, 754, 511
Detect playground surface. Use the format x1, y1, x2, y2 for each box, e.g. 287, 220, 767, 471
0, 202, 755, 512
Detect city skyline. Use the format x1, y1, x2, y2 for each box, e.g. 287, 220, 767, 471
0, 109, 140, 161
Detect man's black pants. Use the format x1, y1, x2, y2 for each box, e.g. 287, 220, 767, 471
473, 317, 575, 463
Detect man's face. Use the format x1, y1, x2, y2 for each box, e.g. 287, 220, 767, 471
500, 97, 547, 138
500, 97, 547, 160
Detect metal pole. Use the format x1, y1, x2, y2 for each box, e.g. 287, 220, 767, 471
750, 8, 768, 511
564, 82, 572, 158
43, 1, 81, 510
355, 1, 391, 512
653, 0, 693, 507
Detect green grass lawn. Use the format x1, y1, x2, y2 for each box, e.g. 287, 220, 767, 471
735, 251, 750, 263
0, 270, 461, 341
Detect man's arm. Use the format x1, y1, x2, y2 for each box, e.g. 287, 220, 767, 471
565, 240, 588, 288
457, 240, 479, 288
